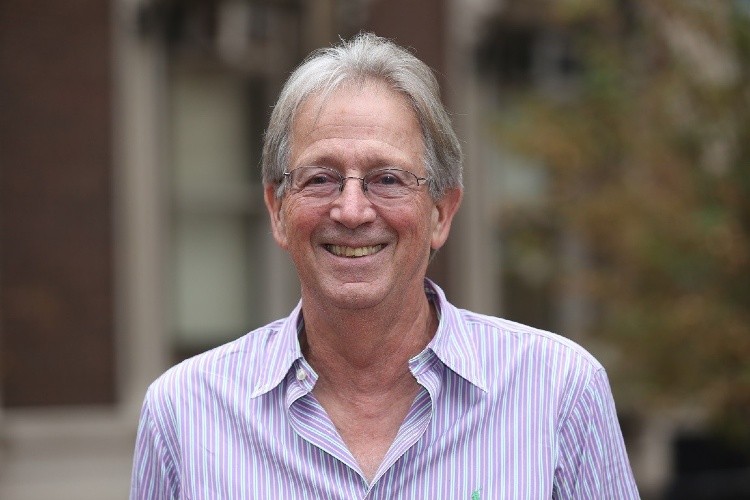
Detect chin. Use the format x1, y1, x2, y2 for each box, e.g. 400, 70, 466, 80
316, 280, 389, 311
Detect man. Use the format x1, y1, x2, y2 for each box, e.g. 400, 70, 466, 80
131, 33, 639, 499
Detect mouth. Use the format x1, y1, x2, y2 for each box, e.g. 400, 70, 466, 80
325, 244, 385, 258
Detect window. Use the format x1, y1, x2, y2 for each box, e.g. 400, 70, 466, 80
168, 68, 271, 359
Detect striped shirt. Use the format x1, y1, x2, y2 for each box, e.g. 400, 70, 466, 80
131, 280, 639, 499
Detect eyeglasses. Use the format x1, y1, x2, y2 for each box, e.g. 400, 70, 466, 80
282, 166, 429, 205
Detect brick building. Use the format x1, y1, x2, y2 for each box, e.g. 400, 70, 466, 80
0, 0, 493, 497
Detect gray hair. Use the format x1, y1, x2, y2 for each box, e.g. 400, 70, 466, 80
262, 32, 463, 199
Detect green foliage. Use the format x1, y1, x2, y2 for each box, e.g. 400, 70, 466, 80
492, 0, 750, 439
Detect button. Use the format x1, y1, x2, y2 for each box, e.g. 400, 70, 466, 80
296, 368, 306, 381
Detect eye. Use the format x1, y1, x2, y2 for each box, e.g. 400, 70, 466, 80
297, 168, 340, 188
368, 170, 407, 187
308, 173, 336, 185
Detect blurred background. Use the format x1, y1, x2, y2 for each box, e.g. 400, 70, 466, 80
1, 0, 748, 498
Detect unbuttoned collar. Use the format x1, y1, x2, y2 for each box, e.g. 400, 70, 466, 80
249, 279, 488, 398
248, 301, 305, 398
422, 279, 488, 392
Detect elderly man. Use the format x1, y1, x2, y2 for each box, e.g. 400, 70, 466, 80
131, 34, 639, 499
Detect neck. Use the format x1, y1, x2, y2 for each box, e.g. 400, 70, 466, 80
300, 285, 436, 393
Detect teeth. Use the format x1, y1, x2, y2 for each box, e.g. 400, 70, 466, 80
327, 244, 384, 258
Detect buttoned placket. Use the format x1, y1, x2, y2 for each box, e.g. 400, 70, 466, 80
285, 358, 369, 495
282, 351, 445, 500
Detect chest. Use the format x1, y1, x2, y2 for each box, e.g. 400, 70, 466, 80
175, 390, 560, 499
315, 384, 421, 480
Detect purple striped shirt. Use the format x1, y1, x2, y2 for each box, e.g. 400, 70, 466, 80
131, 280, 639, 499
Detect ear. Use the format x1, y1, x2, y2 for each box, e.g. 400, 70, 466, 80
264, 184, 288, 249
430, 188, 463, 250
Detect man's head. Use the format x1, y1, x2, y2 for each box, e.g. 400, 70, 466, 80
262, 33, 463, 200
262, 34, 463, 310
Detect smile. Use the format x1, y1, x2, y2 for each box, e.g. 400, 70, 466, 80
325, 244, 385, 258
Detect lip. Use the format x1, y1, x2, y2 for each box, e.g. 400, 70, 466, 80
324, 243, 386, 258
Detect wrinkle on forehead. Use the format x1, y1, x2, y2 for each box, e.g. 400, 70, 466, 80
308, 78, 414, 122
293, 81, 418, 137
289, 81, 425, 170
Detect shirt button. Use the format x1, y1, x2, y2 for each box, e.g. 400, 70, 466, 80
296, 368, 306, 381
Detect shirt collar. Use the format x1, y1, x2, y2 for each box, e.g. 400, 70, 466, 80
424, 279, 488, 392
249, 300, 305, 398
249, 279, 488, 398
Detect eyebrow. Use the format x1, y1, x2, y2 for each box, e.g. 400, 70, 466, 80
294, 151, 411, 173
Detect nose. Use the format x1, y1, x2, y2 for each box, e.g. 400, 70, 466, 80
340, 175, 367, 194
329, 177, 377, 228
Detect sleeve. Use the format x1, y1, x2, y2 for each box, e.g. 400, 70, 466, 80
130, 387, 181, 500
553, 368, 641, 499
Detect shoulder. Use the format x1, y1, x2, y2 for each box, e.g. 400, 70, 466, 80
460, 308, 603, 372
453, 309, 613, 425
145, 317, 288, 407
429, 280, 604, 395
445, 306, 606, 409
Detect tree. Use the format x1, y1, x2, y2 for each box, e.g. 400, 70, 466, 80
489, 0, 750, 442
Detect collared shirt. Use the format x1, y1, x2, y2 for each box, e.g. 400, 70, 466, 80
131, 280, 639, 499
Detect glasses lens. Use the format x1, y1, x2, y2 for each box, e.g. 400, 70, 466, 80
365, 169, 417, 200
285, 166, 425, 205
289, 167, 341, 198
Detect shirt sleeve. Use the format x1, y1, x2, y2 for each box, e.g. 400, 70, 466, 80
130, 387, 181, 500
554, 368, 640, 499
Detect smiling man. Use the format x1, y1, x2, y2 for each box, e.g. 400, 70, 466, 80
131, 34, 640, 499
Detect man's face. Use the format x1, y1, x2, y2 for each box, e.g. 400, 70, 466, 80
264, 81, 461, 311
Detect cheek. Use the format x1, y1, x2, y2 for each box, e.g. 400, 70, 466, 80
382, 203, 433, 247
281, 200, 323, 242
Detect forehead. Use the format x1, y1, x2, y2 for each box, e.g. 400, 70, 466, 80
289, 81, 424, 169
